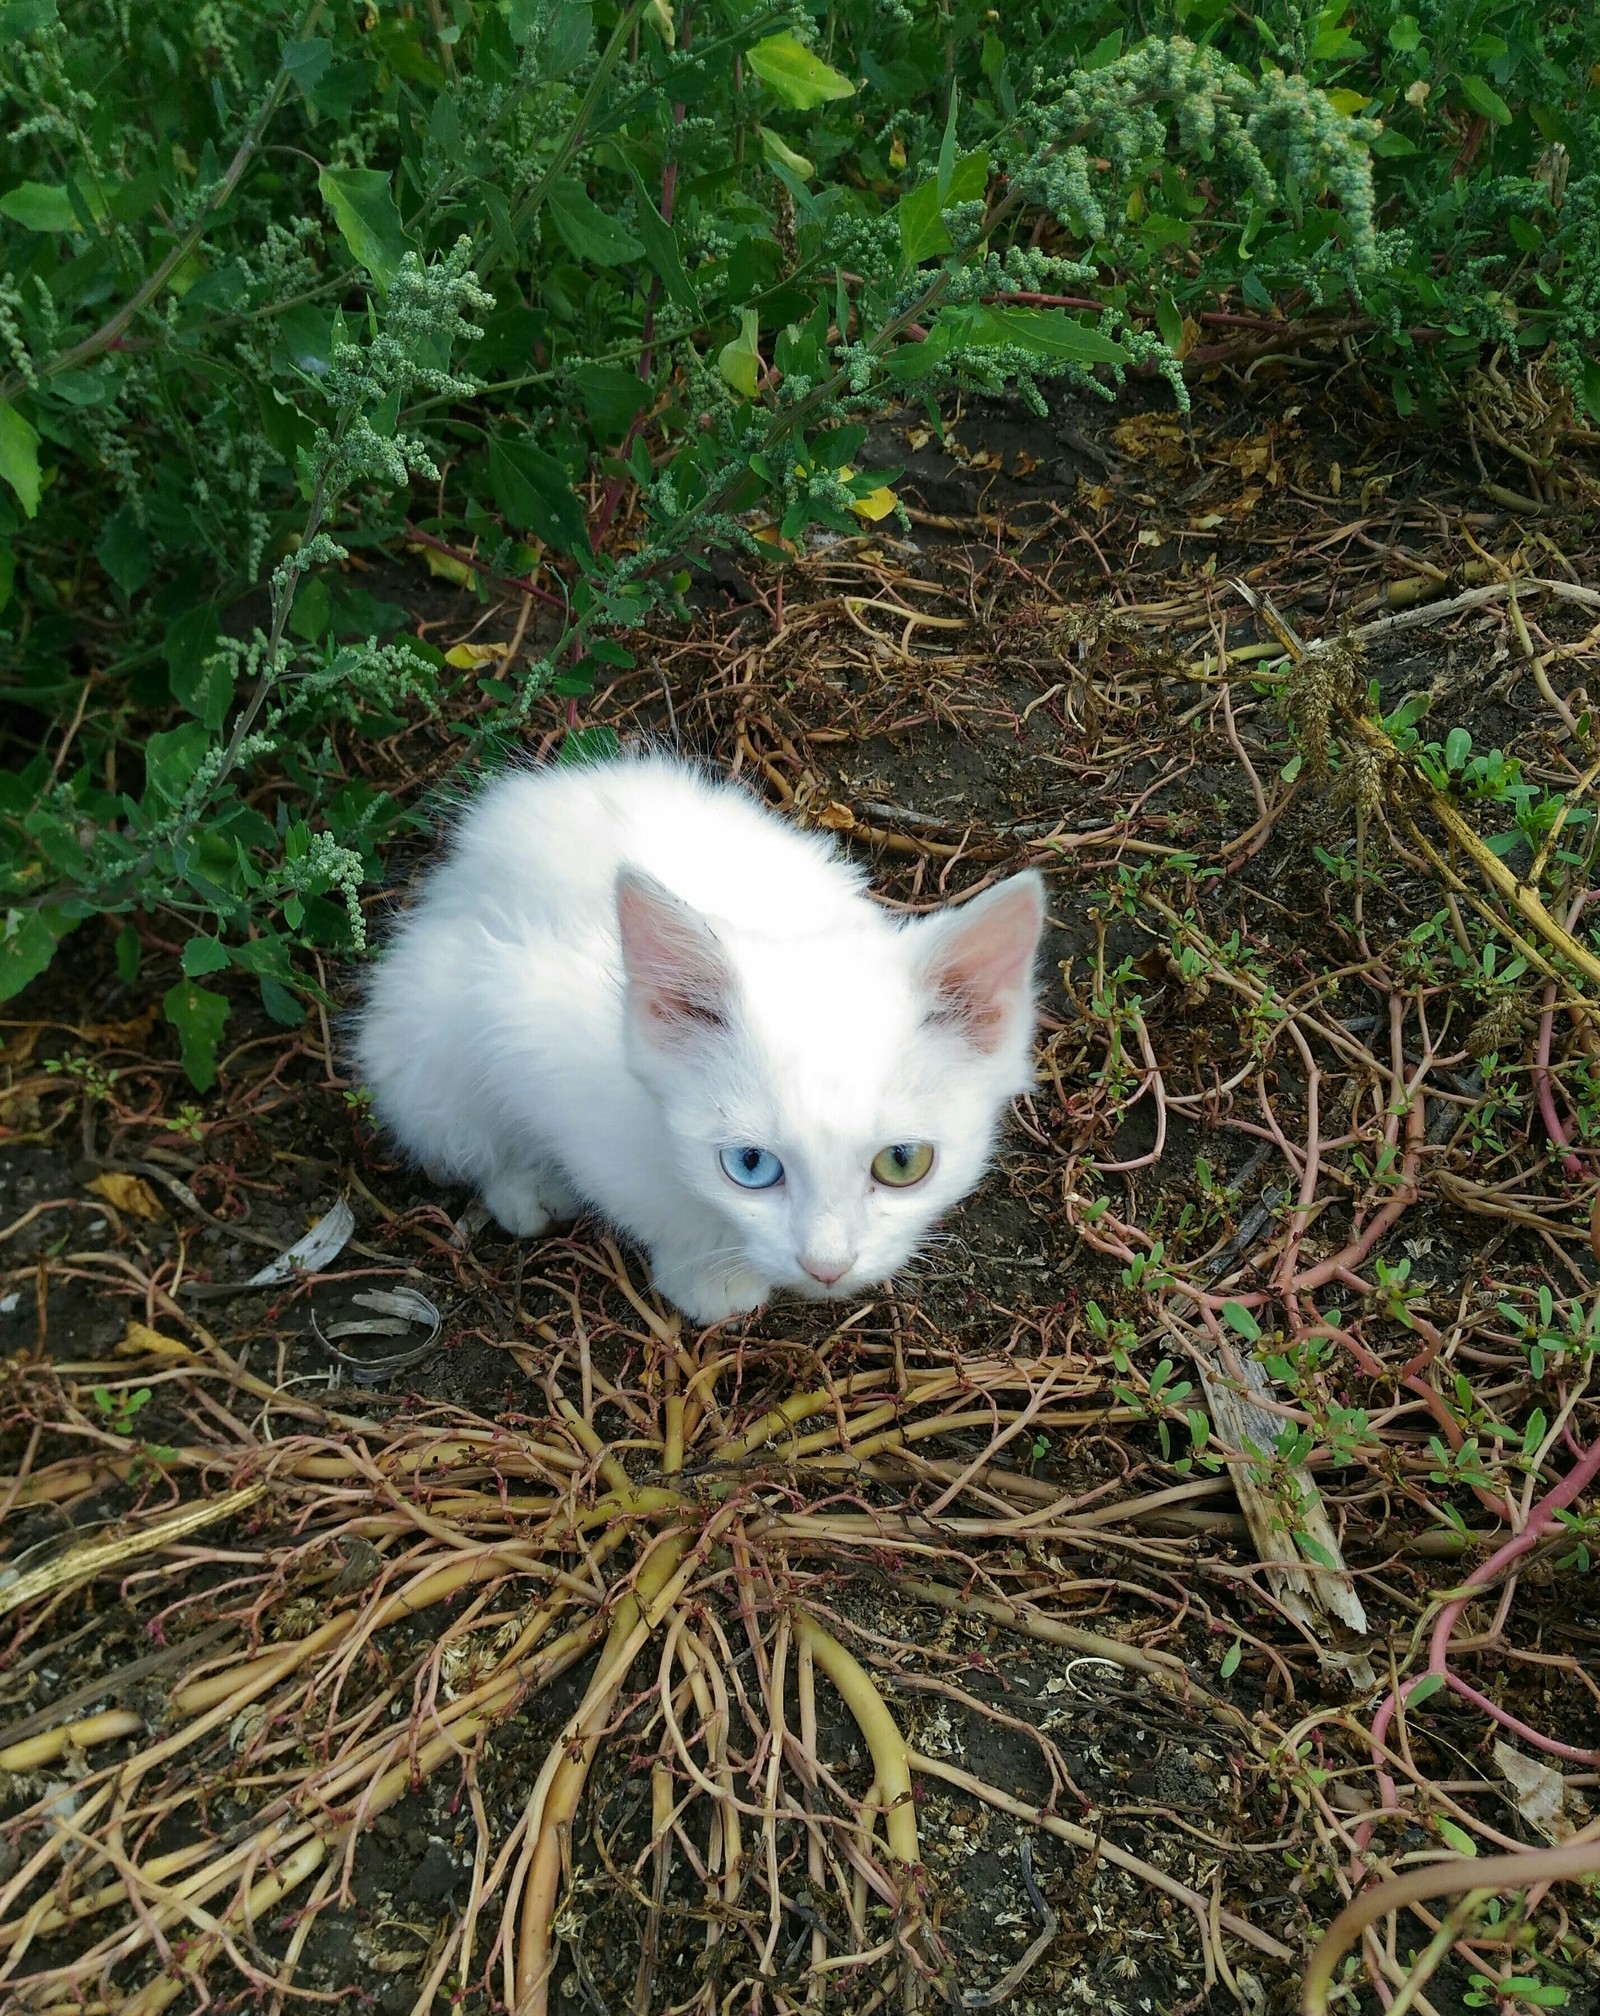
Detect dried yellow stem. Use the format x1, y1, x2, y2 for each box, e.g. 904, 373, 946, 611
791, 1613, 918, 1873
0, 1484, 267, 1622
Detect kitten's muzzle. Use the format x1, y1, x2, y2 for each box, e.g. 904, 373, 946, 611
800, 1254, 854, 1287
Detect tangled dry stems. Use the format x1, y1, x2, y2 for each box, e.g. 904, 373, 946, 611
4, 475, 1600, 2011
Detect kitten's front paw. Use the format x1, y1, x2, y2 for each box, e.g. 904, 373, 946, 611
481, 1167, 576, 1239
659, 1257, 771, 1327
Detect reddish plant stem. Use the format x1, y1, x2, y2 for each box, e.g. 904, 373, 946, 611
1359, 1424, 1600, 1856
591, 10, 693, 548
402, 523, 564, 611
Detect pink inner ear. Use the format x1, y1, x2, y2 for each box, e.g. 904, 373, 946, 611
617, 870, 729, 1038
921, 875, 1044, 1054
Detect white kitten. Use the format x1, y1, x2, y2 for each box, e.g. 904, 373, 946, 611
353, 753, 1044, 1325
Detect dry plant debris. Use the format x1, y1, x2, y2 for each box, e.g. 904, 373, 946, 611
3, 388, 1600, 2016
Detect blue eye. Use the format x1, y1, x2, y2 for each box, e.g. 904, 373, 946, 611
720, 1146, 784, 1190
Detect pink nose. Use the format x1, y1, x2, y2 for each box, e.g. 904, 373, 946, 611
802, 1257, 851, 1286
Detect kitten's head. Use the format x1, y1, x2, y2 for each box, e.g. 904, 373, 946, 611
616, 865, 1045, 1311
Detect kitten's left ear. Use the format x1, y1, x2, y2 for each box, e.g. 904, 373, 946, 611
616, 867, 733, 1049
915, 872, 1045, 1054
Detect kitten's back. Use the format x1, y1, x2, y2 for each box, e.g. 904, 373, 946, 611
426, 752, 868, 939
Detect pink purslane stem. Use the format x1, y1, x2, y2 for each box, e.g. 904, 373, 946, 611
1362, 1425, 1600, 1848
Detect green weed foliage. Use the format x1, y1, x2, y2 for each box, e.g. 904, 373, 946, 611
1, 0, 1596, 1083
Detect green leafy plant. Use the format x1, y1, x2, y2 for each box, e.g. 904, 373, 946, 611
4, 0, 1592, 1080
91, 1383, 152, 1435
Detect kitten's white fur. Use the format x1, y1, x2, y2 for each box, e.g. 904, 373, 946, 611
353, 753, 1044, 1325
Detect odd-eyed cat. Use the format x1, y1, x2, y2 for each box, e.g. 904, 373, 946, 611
353, 753, 1045, 1325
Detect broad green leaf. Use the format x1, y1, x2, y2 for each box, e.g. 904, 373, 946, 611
974, 305, 1127, 363
258, 975, 306, 1025
181, 935, 231, 977
0, 910, 57, 1003
0, 180, 96, 232
165, 603, 231, 730
0, 0, 59, 37
621, 157, 696, 311
1296, 1532, 1337, 1571
143, 722, 210, 807
936, 81, 960, 203
745, 32, 854, 111
1309, 23, 1357, 58
1219, 1639, 1242, 1678
1406, 1671, 1446, 1706
164, 980, 229, 1092
1444, 726, 1472, 770
893, 303, 1125, 381
759, 127, 814, 180
0, 539, 13, 617
1437, 1819, 1478, 1856
1388, 13, 1422, 51
0, 402, 42, 518
512, 0, 591, 72
281, 36, 331, 94
115, 924, 141, 985
1221, 1300, 1263, 1341
1156, 291, 1183, 351
545, 178, 643, 265
1458, 74, 1511, 124
289, 573, 331, 642
487, 434, 591, 554
1369, 129, 1418, 157
94, 506, 151, 597
559, 725, 620, 765
718, 309, 761, 398
317, 165, 411, 289
573, 362, 651, 441
898, 148, 988, 266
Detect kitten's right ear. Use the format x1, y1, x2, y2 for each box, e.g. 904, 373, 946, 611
616, 868, 731, 1047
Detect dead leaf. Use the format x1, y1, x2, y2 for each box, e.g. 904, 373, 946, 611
814, 801, 858, 833
117, 1323, 194, 1361
406, 540, 476, 588
849, 485, 898, 522
1010, 450, 1040, 477
1495, 1741, 1571, 1840
87, 1173, 164, 1221
1113, 415, 1187, 471
83, 1004, 160, 1047
1226, 438, 1276, 479
0, 1025, 43, 1068
443, 641, 507, 669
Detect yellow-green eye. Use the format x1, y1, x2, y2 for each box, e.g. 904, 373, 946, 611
871, 1142, 934, 1188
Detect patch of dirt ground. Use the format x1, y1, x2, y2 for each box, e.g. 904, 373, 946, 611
3, 367, 1600, 2015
